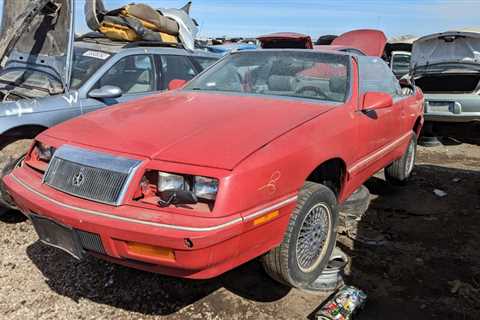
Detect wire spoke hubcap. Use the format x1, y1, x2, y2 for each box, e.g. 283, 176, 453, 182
296, 203, 331, 273
405, 141, 416, 176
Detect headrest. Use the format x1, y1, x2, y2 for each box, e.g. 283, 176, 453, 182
268, 75, 294, 91
329, 77, 347, 93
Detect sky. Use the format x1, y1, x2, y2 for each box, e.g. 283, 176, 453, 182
1, 0, 480, 39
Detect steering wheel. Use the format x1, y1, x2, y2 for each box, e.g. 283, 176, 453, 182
295, 86, 329, 99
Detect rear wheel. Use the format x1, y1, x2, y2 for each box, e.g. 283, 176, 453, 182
385, 133, 417, 185
0, 139, 31, 209
262, 182, 338, 288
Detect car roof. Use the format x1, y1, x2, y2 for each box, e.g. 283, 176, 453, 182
75, 34, 219, 58
257, 32, 310, 40
313, 45, 366, 55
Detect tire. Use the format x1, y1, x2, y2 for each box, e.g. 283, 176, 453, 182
262, 182, 338, 288
339, 185, 370, 218
385, 133, 417, 186
0, 139, 31, 209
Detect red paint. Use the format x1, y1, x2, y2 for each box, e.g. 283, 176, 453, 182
257, 32, 314, 49
168, 79, 187, 90
4, 54, 423, 279
332, 29, 387, 57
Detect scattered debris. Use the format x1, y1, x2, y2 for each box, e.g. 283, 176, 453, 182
316, 286, 367, 320
433, 189, 448, 197
452, 177, 461, 183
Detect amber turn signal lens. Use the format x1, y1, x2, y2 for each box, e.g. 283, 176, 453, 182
126, 242, 175, 261
253, 210, 279, 226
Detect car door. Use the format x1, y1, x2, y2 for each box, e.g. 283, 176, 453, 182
80, 54, 157, 114
353, 56, 403, 174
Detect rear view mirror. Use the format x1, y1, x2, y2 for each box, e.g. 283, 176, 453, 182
168, 79, 187, 90
362, 92, 393, 111
88, 85, 123, 99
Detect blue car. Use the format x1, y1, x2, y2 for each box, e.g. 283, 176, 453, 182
207, 43, 257, 55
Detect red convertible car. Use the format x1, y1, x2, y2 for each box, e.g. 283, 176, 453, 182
3, 49, 424, 289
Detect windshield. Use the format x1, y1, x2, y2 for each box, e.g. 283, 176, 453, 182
185, 51, 350, 103
392, 54, 411, 71
0, 69, 63, 96
70, 47, 112, 89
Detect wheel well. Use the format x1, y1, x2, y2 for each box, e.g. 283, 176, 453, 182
413, 116, 422, 136
0, 125, 47, 149
306, 158, 346, 197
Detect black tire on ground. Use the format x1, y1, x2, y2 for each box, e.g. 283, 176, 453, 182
385, 133, 417, 186
0, 139, 31, 209
418, 135, 442, 147
261, 182, 338, 288
339, 185, 370, 218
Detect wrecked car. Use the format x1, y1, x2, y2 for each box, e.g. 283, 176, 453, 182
385, 36, 417, 79
0, 0, 218, 209
410, 30, 480, 142
258, 29, 387, 57
4, 49, 424, 288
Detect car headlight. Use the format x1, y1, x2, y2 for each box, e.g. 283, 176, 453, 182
193, 176, 219, 200
156, 171, 219, 201
158, 172, 188, 191
25, 141, 56, 173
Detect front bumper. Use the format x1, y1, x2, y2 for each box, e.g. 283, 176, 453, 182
4, 168, 296, 279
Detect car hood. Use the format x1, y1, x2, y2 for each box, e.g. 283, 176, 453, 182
332, 29, 387, 57
43, 91, 335, 170
411, 31, 480, 72
257, 33, 314, 49
0, 0, 74, 95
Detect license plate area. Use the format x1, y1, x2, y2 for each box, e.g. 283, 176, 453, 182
427, 101, 453, 113
30, 214, 83, 259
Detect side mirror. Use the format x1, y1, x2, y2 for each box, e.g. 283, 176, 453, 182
168, 79, 187, 90
362, 92, 393, 111
88, 85, 123, 99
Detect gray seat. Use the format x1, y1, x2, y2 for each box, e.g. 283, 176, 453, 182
267, 75, 295, 92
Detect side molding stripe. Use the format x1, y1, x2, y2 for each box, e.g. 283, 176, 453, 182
349, 131, 412, 175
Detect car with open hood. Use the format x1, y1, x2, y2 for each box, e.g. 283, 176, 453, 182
385, 36, 417, 79
3, 49, 424, 288
0, 0, 218, 209
410, 30, 480, 141
258, 29, 388, 57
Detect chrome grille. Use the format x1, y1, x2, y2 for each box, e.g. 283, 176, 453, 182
43, 145, 141, 205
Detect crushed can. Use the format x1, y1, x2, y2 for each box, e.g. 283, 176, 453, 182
315, 286, 367, 320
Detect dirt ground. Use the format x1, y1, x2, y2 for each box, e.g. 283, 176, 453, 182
0, 142, 479, 320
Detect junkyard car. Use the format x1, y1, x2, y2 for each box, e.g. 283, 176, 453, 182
258, 29, 387, 57
0, 0, 218, 208
411, 30, 480, 139
384, 36, 416, 79
4, 50, 424, 288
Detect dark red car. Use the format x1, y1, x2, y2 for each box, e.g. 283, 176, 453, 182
4, 49, 423, 289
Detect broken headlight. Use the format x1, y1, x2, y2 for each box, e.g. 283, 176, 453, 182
158, 172, 219, 201
33, 142, 55, 162
25, 141, 55, 172
193, 176, 219, 201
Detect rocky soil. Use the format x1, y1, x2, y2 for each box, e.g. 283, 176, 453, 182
1, 143, 479, 320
